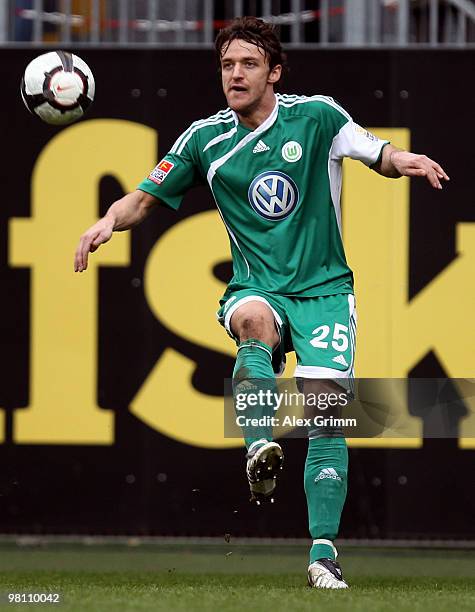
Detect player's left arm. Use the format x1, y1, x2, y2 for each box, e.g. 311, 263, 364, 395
372, 144, 450, 190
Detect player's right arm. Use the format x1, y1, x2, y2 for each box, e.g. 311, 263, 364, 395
74, 189, 158, 272
75, 120, 203, 273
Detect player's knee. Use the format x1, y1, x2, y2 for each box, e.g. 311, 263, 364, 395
232, 303, 279, 347
240, 312, 267, 336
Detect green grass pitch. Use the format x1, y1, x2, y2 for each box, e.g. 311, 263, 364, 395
0, 543, 473, 611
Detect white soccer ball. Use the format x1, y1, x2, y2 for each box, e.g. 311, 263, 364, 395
21, 51, 95, 126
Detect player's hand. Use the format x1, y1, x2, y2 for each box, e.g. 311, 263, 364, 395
74, 216, 115, 272
390, 150, 450, 190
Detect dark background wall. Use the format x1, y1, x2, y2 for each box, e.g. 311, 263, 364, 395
0, 49, 473, 538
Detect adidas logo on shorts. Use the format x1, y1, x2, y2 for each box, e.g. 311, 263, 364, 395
315, 468, 342, 482
332, 354, 349, 367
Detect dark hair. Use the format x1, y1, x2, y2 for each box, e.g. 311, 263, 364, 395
215, 16, 287, 77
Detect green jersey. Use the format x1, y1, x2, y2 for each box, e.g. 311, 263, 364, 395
138, 93, 388, 299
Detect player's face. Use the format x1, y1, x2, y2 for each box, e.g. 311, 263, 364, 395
220, 39, 281, 117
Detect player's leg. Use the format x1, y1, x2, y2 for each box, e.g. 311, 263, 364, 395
303, 380, 349, 589
218, 292, 287, 503
289, 293, 356, 588
232, 301, 284, 503
231, 299, 280, 445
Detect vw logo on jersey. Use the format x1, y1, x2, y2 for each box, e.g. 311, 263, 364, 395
248, 171, 299, 221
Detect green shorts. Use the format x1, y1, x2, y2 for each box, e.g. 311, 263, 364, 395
217, 289, 356, 379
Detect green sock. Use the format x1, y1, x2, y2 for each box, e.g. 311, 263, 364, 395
304, 437, 348, 563
233, 338, 277, 450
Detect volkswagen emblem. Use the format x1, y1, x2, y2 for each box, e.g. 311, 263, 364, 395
248, 171, 299, 221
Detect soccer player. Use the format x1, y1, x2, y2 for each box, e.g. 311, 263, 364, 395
74, 17, 449, 589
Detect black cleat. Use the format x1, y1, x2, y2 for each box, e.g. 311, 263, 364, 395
246, 441, 284, 505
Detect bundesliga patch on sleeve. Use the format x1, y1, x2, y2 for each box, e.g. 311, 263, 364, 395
148, 159, 174, 185
354, 124, 378, 142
